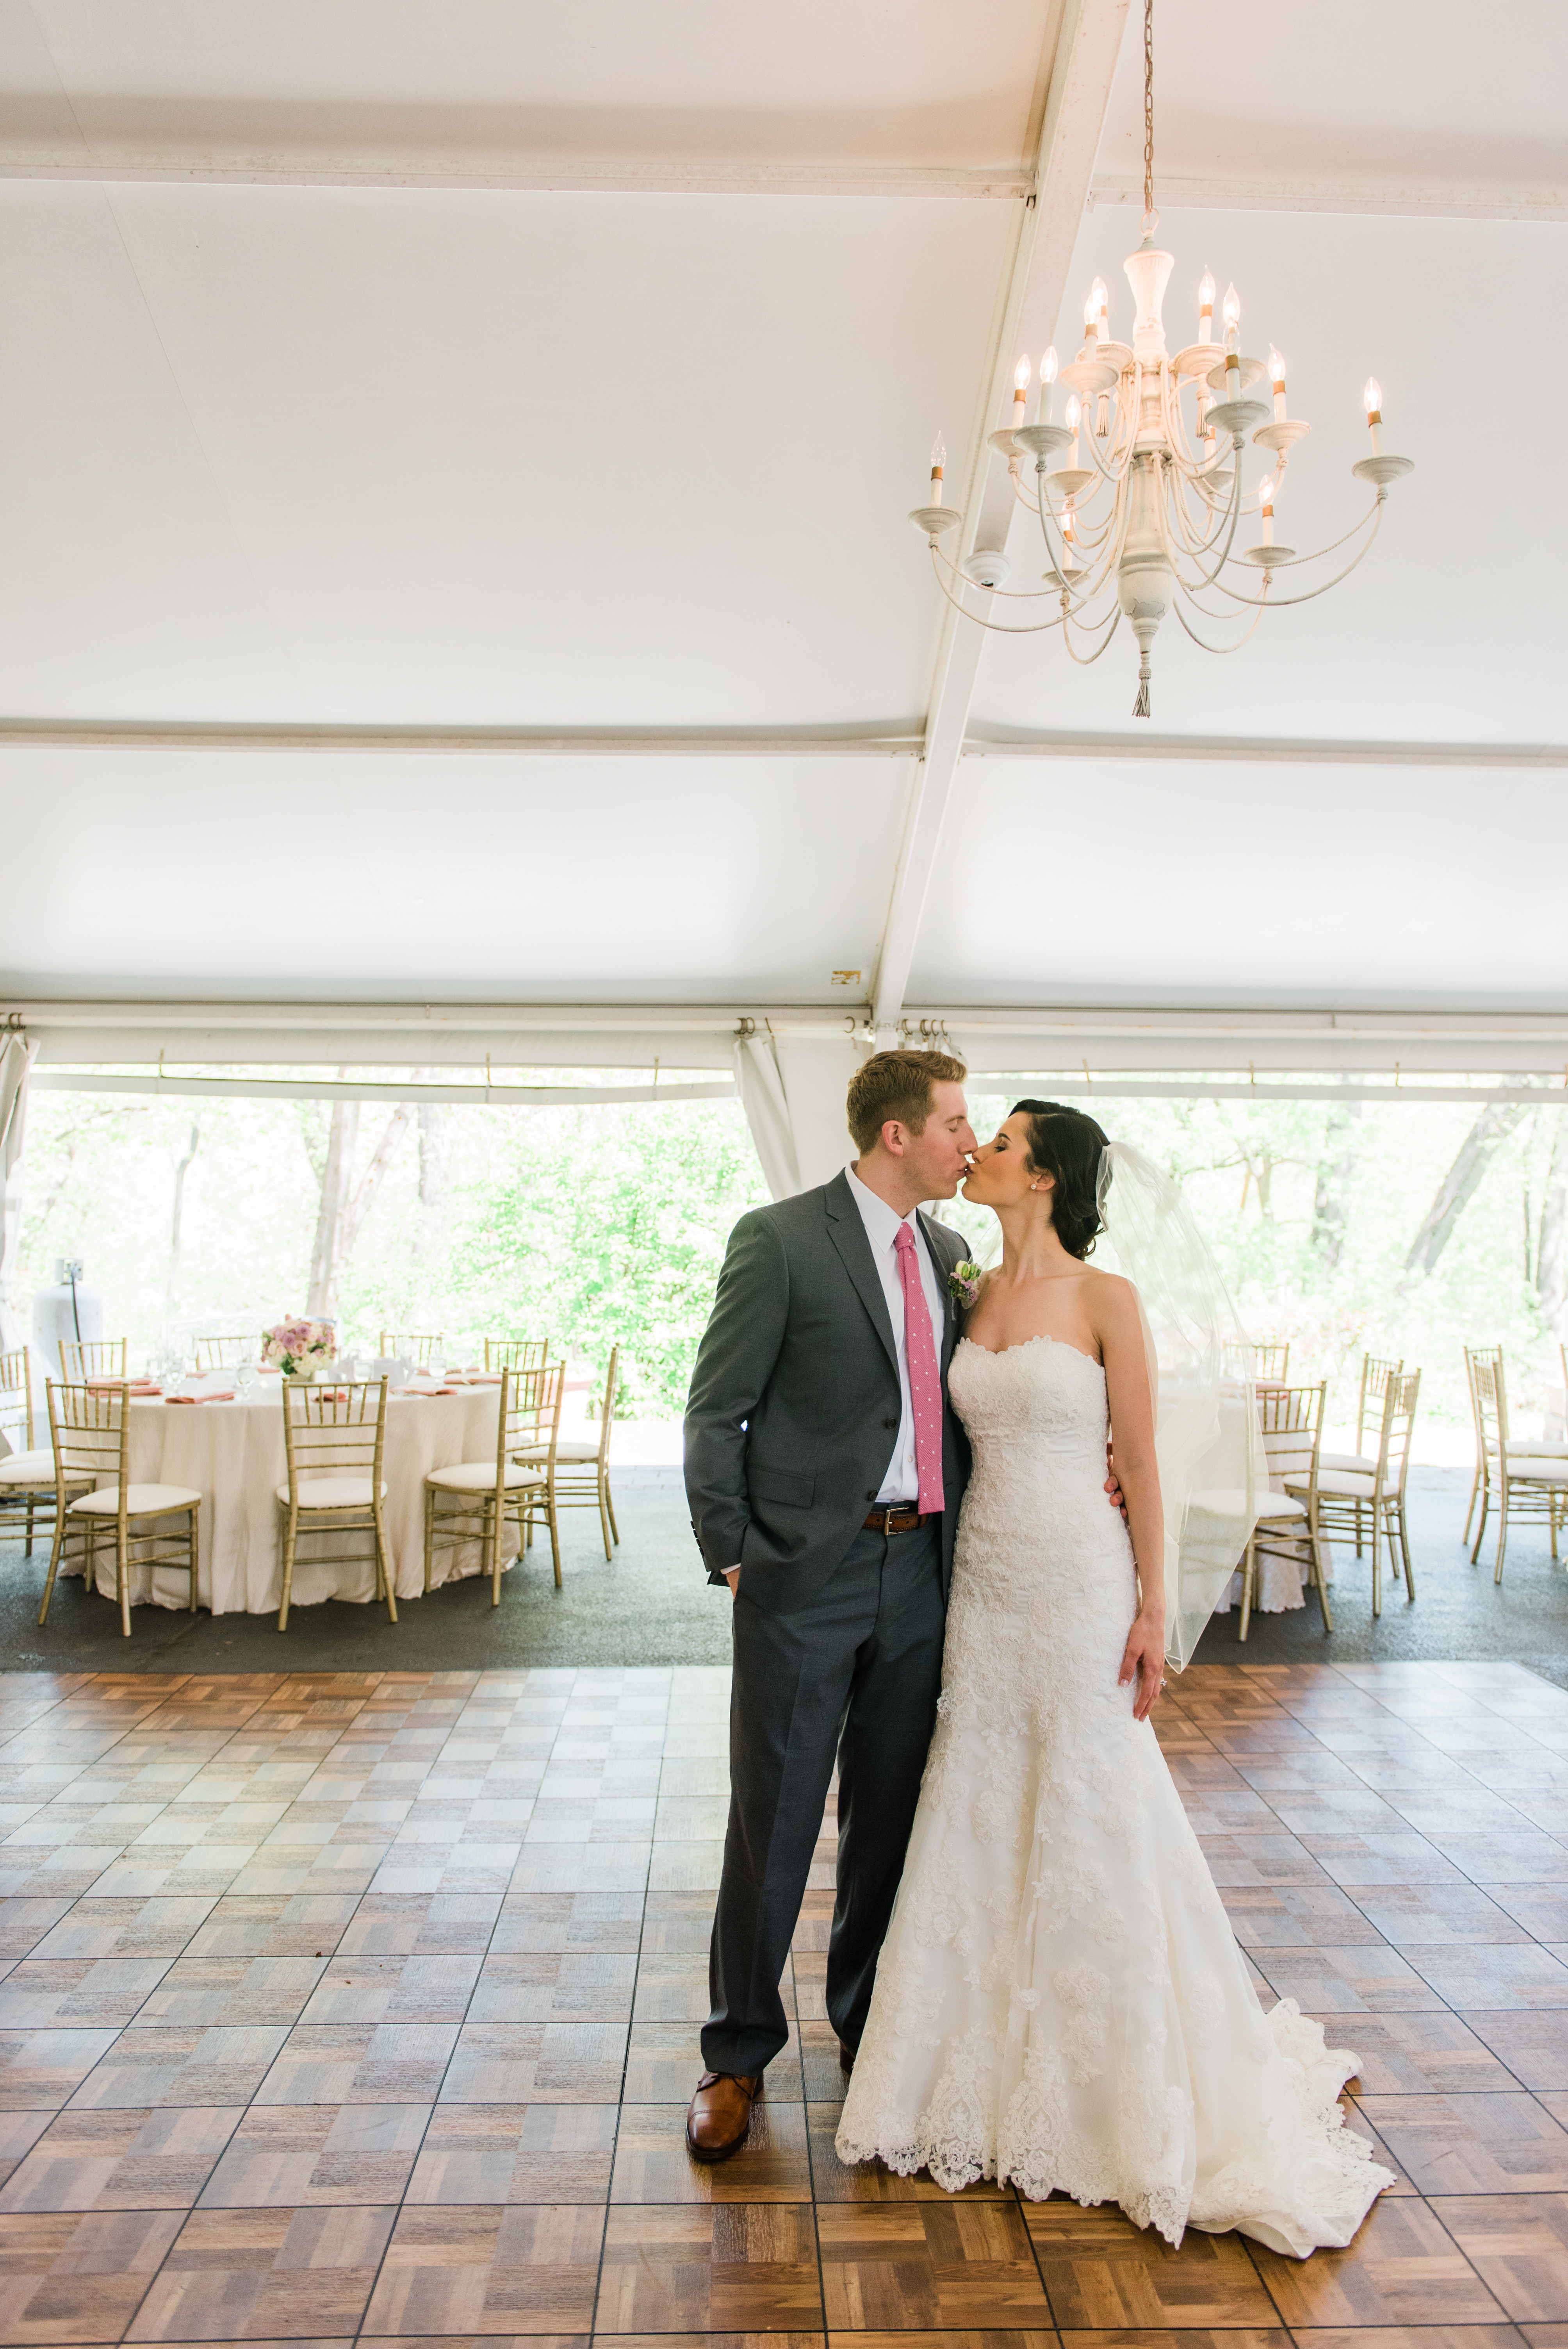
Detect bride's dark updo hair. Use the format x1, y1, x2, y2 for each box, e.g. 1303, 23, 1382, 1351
1010, 1100, 1111, 1259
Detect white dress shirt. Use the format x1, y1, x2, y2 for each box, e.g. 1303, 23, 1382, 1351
844, 1162, 947, 1506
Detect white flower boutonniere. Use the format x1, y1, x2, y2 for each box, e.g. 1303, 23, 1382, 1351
947, 1259, 982, 1310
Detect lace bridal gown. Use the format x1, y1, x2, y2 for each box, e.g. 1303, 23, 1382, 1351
835, 1335, 1392, 2258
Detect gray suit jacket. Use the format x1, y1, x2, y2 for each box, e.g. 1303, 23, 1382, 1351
684, 1170, 972, 1612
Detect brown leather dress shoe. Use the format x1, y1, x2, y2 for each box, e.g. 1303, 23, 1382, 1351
686, 2069, 761, 2163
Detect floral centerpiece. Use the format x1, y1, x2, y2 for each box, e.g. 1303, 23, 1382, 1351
261, 1317, 337, 1379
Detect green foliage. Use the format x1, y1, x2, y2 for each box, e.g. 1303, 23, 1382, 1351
14, 1074, 1567, 1448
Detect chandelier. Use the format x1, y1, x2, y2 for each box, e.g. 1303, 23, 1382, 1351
909, 0, 1413, 718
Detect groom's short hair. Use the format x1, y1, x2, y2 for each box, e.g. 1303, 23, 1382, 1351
848, 1048, 968, 1153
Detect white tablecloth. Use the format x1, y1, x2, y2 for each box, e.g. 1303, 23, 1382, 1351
1204, 1386, 1336, 1619
63, 1385, 514, 1614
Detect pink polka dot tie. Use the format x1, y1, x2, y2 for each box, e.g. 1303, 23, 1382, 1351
894, 1223, 944, 1515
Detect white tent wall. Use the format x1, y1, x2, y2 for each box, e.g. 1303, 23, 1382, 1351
734, 1030, 868, 1199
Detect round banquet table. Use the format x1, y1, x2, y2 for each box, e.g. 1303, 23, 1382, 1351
62, 1383, 515, 1614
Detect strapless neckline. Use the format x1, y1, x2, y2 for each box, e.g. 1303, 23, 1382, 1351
957, 1332, 1104, 1377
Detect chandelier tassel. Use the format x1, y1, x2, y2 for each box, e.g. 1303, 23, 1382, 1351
1132, 649, 1152, 718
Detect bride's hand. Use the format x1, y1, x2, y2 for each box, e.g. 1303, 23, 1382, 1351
1118, 1607, 1167, 1721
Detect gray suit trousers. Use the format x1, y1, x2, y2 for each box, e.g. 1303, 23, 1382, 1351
702, 1516, 945, 2078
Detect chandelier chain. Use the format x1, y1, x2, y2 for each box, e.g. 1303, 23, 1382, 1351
1143, 0, 1155, 223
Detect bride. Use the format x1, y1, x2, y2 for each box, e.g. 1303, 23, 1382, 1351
834, 1099, 1391, 2258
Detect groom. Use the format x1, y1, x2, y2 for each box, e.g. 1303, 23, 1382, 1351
682, 1047, 976, 2161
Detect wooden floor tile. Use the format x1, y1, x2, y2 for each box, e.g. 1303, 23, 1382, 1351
1323, 2010, 1522, 2094
469, 1954, 636, 2026
127, 2203, 396, 2340
1253, 1945, 1447, 2012
820, 2203, 1053, 2330
1402, 1948, 1568, 2011
405, 2103, 617, 2204
0, 2103, 243, 2210
362, 2203, 606, 2335
1463, 2014, 1568, 2091
64, 2025, 288, 2109
1279, 2331, 1524, 2349
0, 2206, 184, 2342
611, 2099, 812, 2201
1055, 2333, 1288, 2349
1021, 2201, 1277, 2329
1434, 2194, 1568, 2321
196, 2100, 430, 2206
597, 2204, 822, 2331
1249, 2194, 1507, 2327
1356, 2092, 1568, 2193
0, 2026, 120, 2109
828, 2332, 1059, 2349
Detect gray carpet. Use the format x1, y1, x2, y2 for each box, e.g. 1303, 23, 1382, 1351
2, 1473, 1564, 1685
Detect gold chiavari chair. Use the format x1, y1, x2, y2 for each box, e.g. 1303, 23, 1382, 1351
1466, 1351, 1568, 1583
422, 1366, 549, 1606
1303, 1369, 1422, 1616
1223, 1339, 1290, 1385
59, 1338, 128, 1383
194, 1336, 254, 1372
39, 1382, 200, 1638
512, 1347, 622, 1561
1322, 1352, 1405, 1554
2, 1347, 61, 1557
1238, 1381, 1333, 1640
483, 1337, 550, 1374
510, 1364, 567, 1585
379, 1333, 444, 1366
276, 1379, 396, 1632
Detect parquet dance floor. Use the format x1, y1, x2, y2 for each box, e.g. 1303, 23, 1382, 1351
0, 1658, 1563, 2347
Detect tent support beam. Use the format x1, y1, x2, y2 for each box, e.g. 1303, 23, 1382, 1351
870, 0, 1131, 1044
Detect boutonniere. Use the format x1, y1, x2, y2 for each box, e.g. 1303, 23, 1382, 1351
947, 1259, 982, 1310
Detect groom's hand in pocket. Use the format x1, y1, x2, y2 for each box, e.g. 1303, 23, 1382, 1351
1104, 1444, 1128, 1522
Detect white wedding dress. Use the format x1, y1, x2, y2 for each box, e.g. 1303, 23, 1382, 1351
834, 1334, 1392, 2257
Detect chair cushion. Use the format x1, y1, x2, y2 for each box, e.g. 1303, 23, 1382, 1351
1253, 1494, 1308, 1522
426, 1460, 545, 1493
1506, 1438, 1568, 1460
1320, 1450, 1376, 1474
1184, 1487, 1252, 1517
0, 1450, 62, 1486
1505, 1458, 1568, 1485
71, 1483, 201, 1516
274, 1477, 387, 1510
1292, 1469, 1379, 1500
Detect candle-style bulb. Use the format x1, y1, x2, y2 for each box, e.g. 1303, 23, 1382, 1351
1064, 393, 1081, 430
1013, 355, 1031, 392
1083, 289, 1099, 329
1199, 268, 1216, 310
1363, 376, 1383, 415
1268, 346, 1288, 420
1090, 275, 1109, 342
1258, 474, 1277, 509
1041, 346, 1059, 385
930, 431, 947, 468
1222, 283, 1241, 330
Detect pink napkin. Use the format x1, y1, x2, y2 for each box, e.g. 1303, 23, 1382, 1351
167, 1390, 235, 1405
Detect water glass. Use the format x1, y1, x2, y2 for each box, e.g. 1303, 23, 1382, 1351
236, 1364, 257, 1402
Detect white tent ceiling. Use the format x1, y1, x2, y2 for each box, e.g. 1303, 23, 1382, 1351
1, 0, 1564, 1074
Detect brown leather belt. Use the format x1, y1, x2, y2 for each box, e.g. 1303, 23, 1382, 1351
864, 1506, 929, 1535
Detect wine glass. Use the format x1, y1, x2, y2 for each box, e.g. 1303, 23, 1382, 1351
235, 1363, 258, 1403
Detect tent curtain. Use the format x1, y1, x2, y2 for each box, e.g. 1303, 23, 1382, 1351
734, 1031, 867, 1201
0, 1032, 37, 1356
